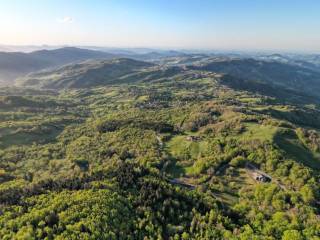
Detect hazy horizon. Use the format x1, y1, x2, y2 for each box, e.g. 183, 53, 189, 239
1, 44, 320, 55
1, 0, 320, 52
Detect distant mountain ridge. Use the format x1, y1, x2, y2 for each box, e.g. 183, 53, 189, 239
0, 47, 192, 85
0, 47, 118, 84
256, 54, 320, 73
3, 47, 320, 100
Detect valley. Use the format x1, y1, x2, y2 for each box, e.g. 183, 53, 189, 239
0, 50, 319, 239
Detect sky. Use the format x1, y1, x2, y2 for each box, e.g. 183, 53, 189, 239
0, 0, 320, 52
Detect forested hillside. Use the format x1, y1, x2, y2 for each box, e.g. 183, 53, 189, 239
0, 57, 319, 240
190, 58, 320, 98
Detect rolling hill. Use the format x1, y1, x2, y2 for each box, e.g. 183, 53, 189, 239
18, 58, 155, 89
190, 58, 320, 97
1, 51, 320, 239
18, 55, 320, 102
0, 47, 118, 85
1, 67, 320, 239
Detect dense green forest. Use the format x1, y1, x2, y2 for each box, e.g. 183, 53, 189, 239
0, 60, 319, 239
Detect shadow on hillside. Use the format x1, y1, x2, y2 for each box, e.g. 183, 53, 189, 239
252, 108, 320, 130
0, 126, 65, 149
274, 129, 320, 170
163, 157, 187, 178
220, 75, 320, 105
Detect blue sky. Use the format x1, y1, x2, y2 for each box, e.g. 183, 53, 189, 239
0, 0, 320, 51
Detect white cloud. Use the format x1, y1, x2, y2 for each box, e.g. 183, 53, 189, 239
57, 16, 74, 24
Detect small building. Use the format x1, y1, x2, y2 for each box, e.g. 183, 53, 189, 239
252, 172, 271, 182
186, 136, 201, 142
